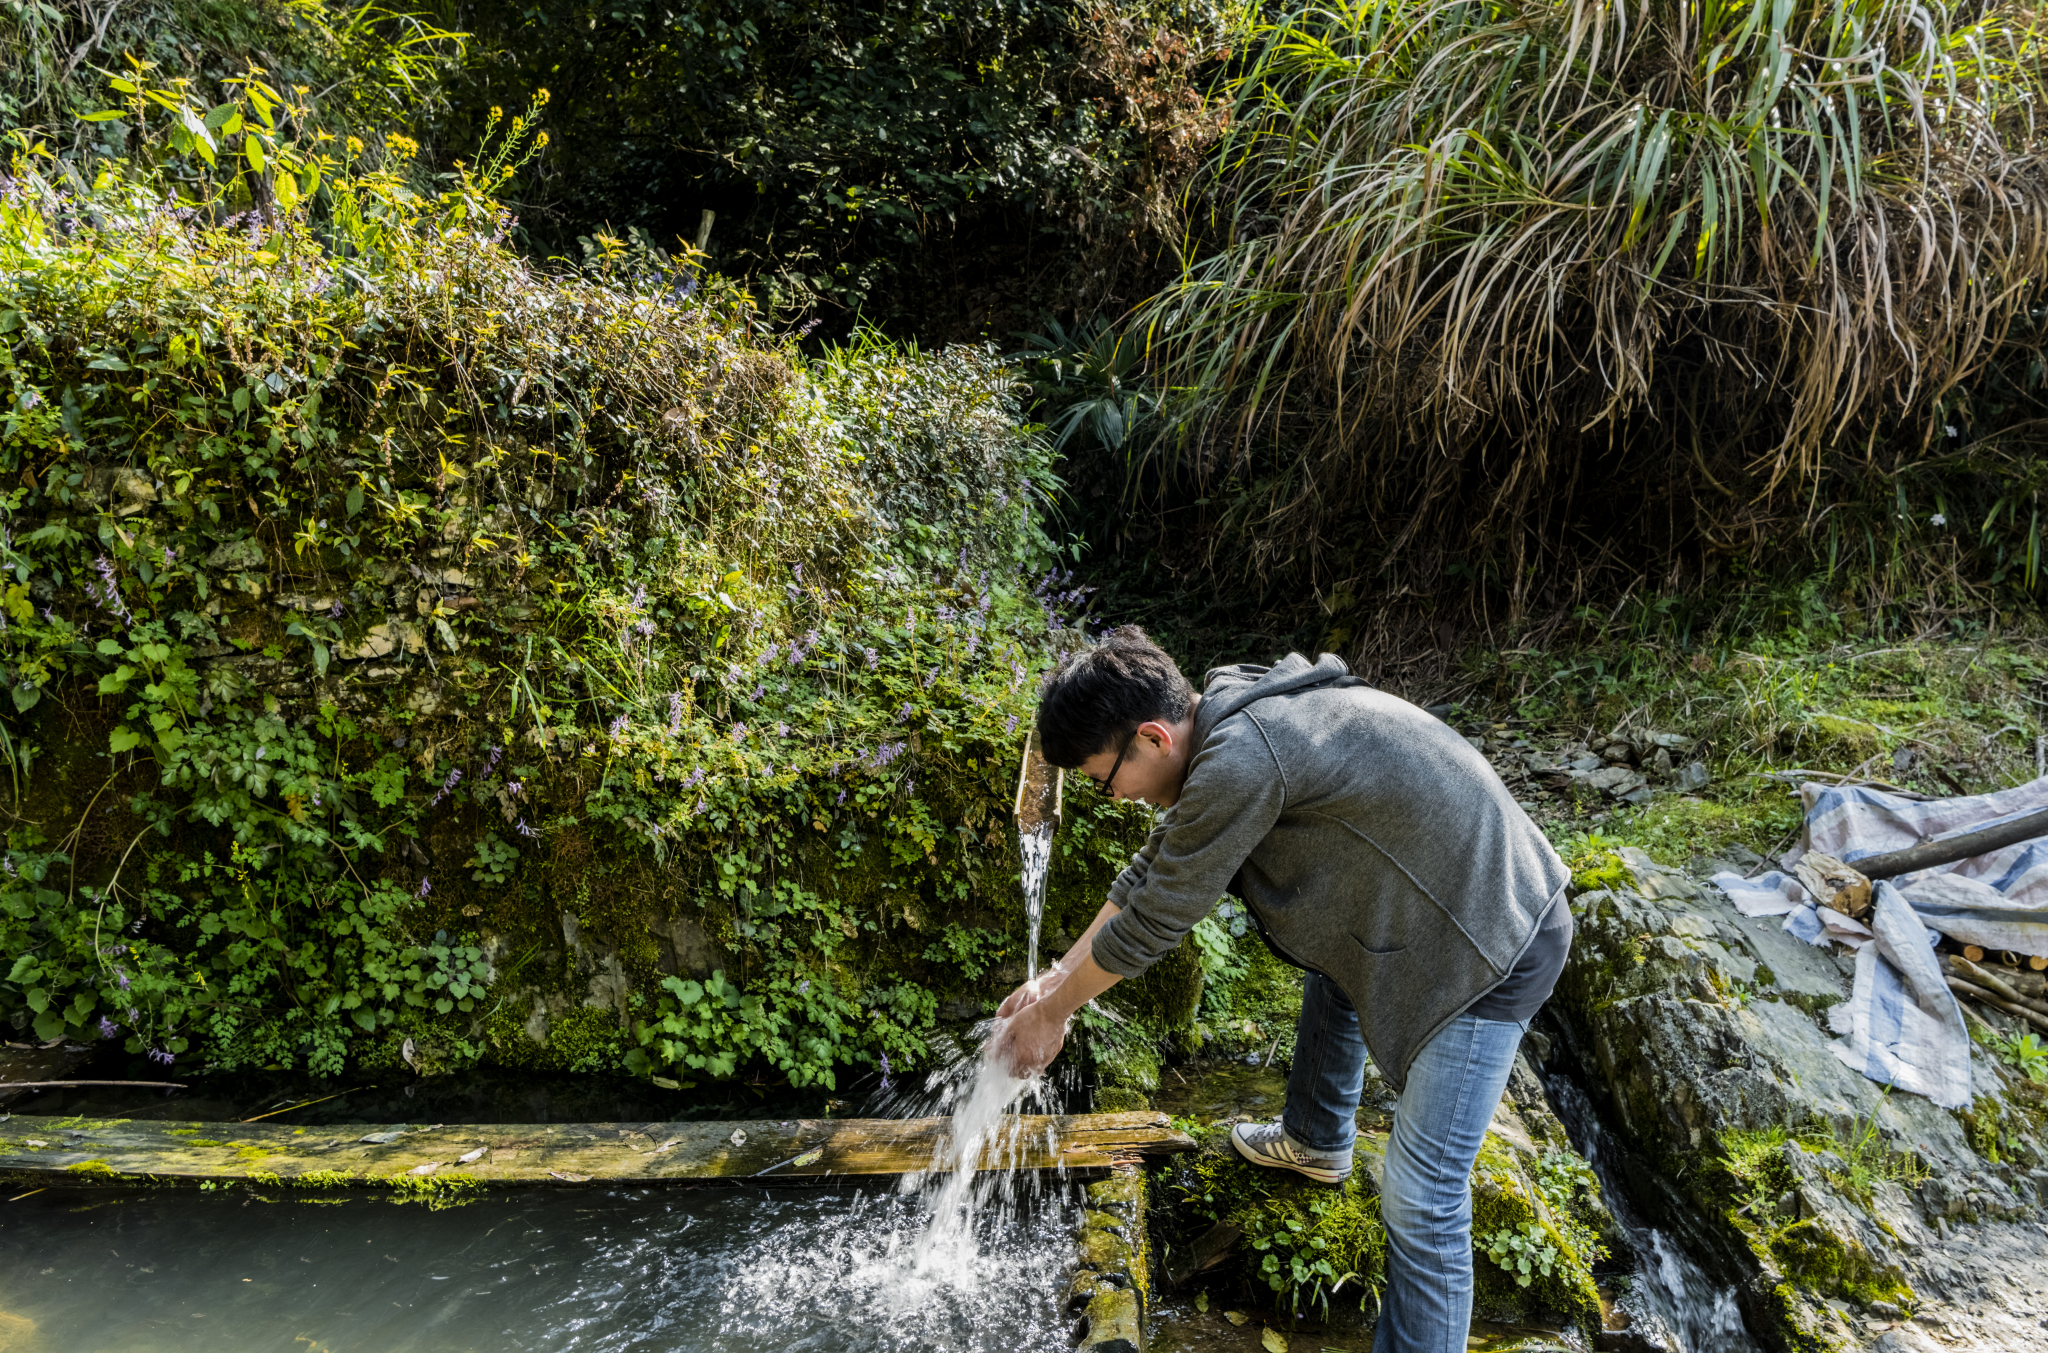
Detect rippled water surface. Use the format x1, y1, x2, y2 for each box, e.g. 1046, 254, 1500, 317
0, 1183, 1079, 1353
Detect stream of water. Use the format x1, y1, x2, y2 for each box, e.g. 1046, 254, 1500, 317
1542, 1073, 1760, 1353
1019, 821, 1054, 980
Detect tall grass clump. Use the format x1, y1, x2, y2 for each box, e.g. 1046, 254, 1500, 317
1132, 0, 2048, 645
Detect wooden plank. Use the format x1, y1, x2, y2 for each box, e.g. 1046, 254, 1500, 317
0, 1111, 1192, 1186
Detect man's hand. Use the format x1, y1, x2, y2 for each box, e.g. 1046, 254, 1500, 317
984, 900, 1125, 1078
996, 967, 1068, 1019
990, 1000, 1069, 1079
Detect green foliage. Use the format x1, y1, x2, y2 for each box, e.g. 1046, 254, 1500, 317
1173, 1148, 1386, 1319
0, 0, 465, 136
0, 81, 1138, 1085
1480, 1221, 1557, 1289
446, 0, 1239, 330
1993, 1031, 2048, 1085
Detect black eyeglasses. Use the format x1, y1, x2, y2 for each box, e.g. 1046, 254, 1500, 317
1087, 729, 1137, 795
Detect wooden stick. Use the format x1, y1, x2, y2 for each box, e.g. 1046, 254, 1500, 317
1946, 977, 2048, 1034
1856, 804, 2048, 880
0, 1080, 186, 1091
1950, 957, 2048, 1018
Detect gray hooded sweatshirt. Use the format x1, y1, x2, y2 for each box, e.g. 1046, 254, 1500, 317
1090, 653, 1569, 1091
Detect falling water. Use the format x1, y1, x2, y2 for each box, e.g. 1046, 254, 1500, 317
1543, 1073, 1760, 1353
1019, 820, 1054, 980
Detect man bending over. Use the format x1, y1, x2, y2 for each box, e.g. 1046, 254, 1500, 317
992, 628, 1571, 1353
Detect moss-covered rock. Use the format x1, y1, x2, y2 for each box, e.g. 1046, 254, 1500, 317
1554, 851, 2048, 1351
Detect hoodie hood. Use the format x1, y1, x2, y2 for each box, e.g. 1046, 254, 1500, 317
1195, 653, 1357, 739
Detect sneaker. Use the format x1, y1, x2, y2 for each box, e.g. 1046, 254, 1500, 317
1229, 1120, 1352, 1184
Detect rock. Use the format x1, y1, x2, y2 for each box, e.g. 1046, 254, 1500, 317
1602, 741, 1636, 763
1652, 746, 1674, 775
1646, 732, 1693, 751
1587, 766, 1648, 799
342, 620, 419, 660
1572, 754, 1605, 773
1554, 856, 2048, 1352
1676, 760, 1711, 792
108, 468, 158, 516
205, 537, 266, 572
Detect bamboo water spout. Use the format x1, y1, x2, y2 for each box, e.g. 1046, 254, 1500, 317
1013, 731, 1064, 979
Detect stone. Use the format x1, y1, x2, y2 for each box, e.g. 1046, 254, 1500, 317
1652, 746, 1674, 775
1676, 760, 1711, 791
1077, 1287, 1142, 1352
108, 468, 157, 516
1647, 732, 1693, 751
1555, 857, 2048, 1352
205, 537, 266, 571
1587, 766, 1647, 799
1571, 754, 1604, 772
342, 621, 418, 660
1076, 1227, 1135, 1274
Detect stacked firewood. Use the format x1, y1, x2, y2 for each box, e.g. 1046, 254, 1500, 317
1944, 953, 2048, 1034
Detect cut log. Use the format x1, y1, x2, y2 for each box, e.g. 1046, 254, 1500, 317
1855, 804, 2048, 881
1946, 977, 2048, 1034
0, 1112, 1193, 1186
1965, 945, 1986, 962
1949, 956, 2048, 1018
1791, 852, 1872, 920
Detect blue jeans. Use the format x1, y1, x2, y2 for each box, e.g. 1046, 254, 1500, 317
1282, 973, 1525, 1353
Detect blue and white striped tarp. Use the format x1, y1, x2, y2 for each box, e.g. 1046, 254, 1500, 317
1711, 774, 2048, 1109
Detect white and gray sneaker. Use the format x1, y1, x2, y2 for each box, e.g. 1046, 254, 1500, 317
1229, 1121, 1352, 1184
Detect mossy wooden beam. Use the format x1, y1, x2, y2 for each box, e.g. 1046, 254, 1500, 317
0, 1111, 1192, 1186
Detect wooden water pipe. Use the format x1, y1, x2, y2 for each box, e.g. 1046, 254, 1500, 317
1013, 727, 1063, 833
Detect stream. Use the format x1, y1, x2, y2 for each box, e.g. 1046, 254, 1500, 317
0, 1183, 1079, 1352
1539, 1068, 1760, 1353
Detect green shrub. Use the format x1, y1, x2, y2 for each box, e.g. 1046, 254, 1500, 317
0, 77, 1152, 1085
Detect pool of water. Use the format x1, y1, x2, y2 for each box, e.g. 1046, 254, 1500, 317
0, 1183, 1081, 1353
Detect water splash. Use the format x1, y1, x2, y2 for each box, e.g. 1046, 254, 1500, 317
1544, 1073, 1758, 1353
1019, 821, 1054, 979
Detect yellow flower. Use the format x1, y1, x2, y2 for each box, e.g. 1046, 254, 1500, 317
500, 165, 513, 180
535, 87, 550, 106
346, 135, 363, 155
489, 105, 503, 121
383, 132, 419, 159
535, 131, 550, 148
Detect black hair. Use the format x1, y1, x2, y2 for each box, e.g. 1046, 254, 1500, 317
1035, 625, 1194, 769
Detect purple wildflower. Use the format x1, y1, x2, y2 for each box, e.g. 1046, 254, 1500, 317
879, 1051, 891, 1090
863, 647, 878, 668
776, 722, 789, 737
924, 666, 939, 688
97, 1016, 119, 1038
609, 713, 629, 737
418, 876, 432, 897
667, 692, 684, 736
837, 789, 847, 804
147, 1047, 174, 1066
330, 600, 344, 618
731, 723, 749, 742
762, 643, 779, 665
750, 685, 764, 702
115, 967, 130, 990
163, 546, 176, 567
1005, 714, 1018, 735
20, 389, 40, 410
516, 818, 537, 838
896, 702, 913, 721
